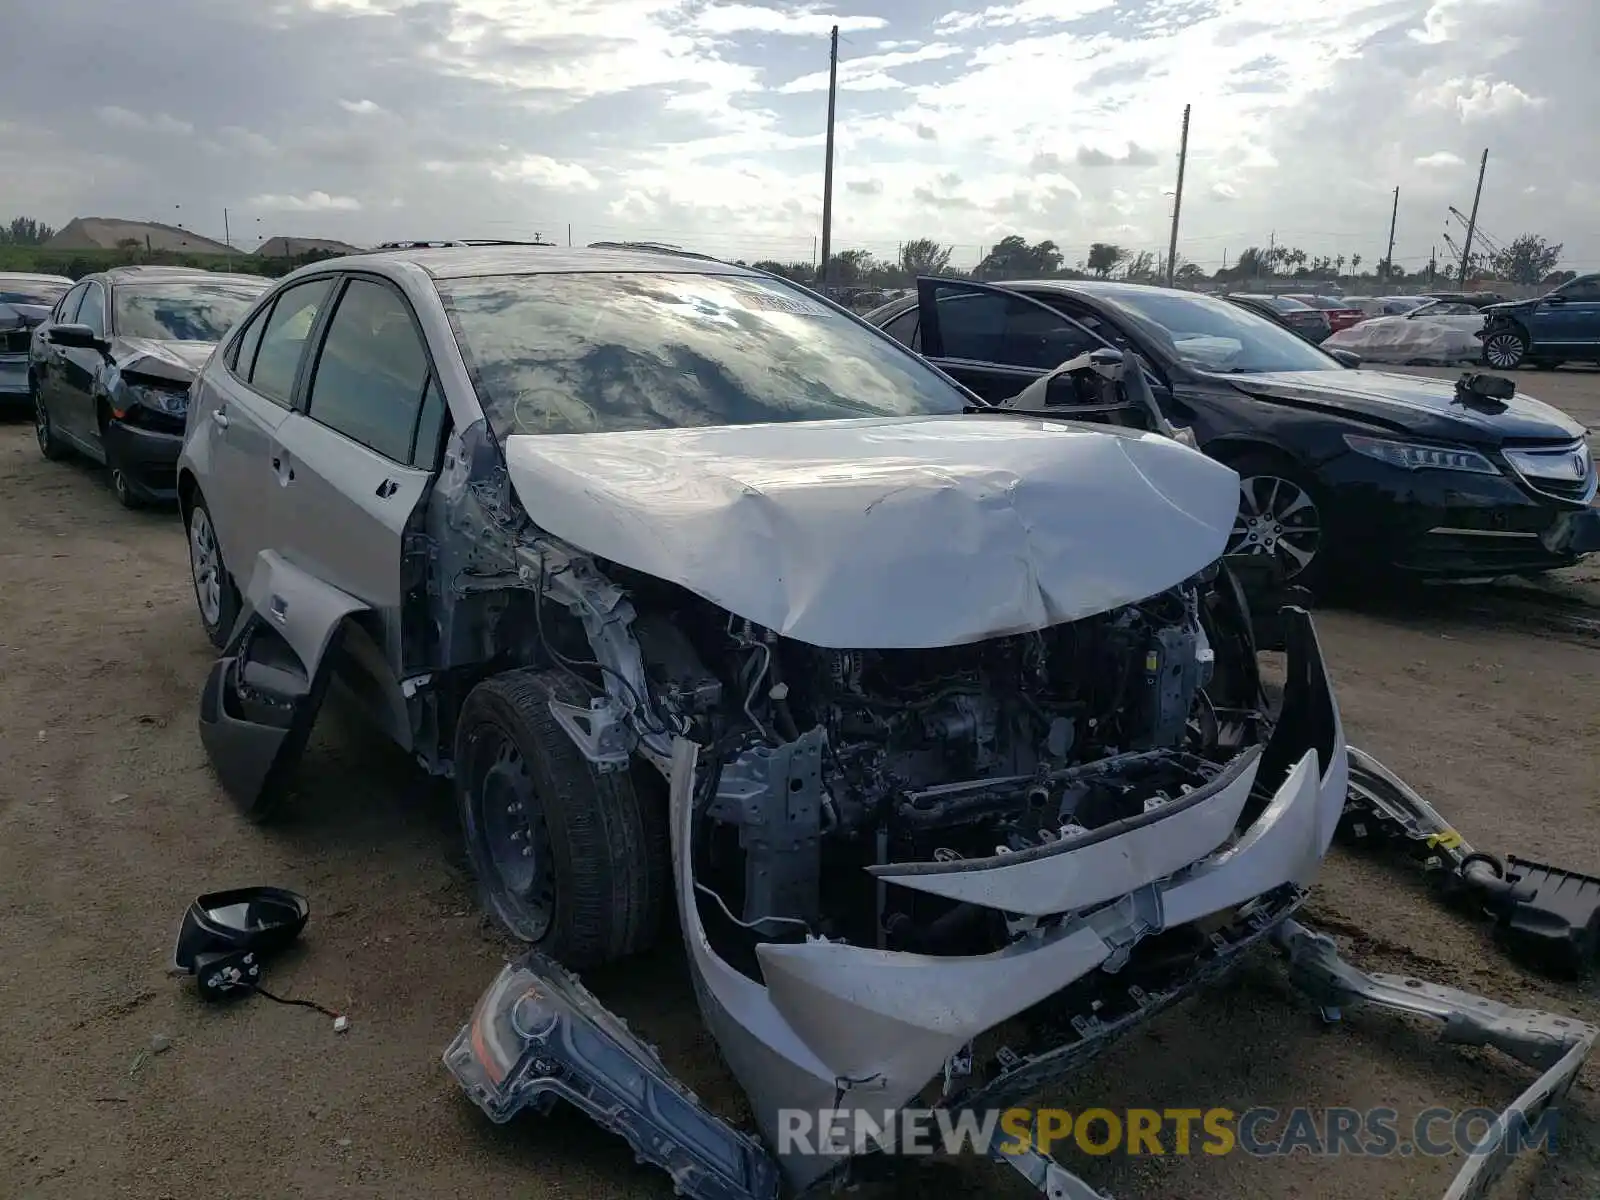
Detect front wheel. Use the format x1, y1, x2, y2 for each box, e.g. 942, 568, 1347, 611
1222, 452, 1326, 589
455, 668, 669, 969
1482, 328, 1528, 370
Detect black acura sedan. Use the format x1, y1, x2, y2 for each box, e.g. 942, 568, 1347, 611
863, 278, 1599, 587
29, 266, 268, 507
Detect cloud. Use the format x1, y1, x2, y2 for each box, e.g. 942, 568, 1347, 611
490, 154, 601, 190
1448, 77, 1545, 120
95, 106, 193, 135
248, 190, 362, 211
778, 43, 962, 93
1, 0, 1593, 275
690, 5, 887, 35
1075, 143, 1160, 168
936, 0, 1115, 35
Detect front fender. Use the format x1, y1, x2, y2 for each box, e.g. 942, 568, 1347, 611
240, 550, 367, 678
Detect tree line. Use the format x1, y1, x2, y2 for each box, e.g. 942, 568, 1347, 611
750, 231, 1575, 292
2, 214, 1575, 289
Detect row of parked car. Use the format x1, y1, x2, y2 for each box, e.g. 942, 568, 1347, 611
2, 257, 1597, 596
1222, 279, 1600, 373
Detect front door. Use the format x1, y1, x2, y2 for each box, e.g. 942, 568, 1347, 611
275, 274, 445, 671
913, 277, 1108, 404
57, 280, 108, 446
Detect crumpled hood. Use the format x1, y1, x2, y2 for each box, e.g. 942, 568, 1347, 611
502, 415, 1240, 649
1225, 368, 1584, 446
111, 336, 216, 384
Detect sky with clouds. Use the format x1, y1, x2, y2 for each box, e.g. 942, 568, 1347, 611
2, 0, 1593, 272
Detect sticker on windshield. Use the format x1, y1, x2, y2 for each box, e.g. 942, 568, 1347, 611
742, 289, 826, 316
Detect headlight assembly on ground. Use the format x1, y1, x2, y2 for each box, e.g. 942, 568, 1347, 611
775, 1104, 1560, 1162
1342, 433, 1500, 475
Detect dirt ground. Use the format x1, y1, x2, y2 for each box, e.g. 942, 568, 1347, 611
2, 366, 1599, 1200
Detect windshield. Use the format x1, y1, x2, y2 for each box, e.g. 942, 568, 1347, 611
1110, 288, 1340, 374
438, 271, 971, 438
0, 281, 70, 305
113, 279, 267, 342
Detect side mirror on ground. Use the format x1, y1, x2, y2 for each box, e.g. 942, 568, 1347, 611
172, 886, 310, 1001
1327, 349, 1362, 368
47, 323, 108, 351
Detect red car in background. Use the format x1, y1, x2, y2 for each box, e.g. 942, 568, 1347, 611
1284, 293, 1365, 333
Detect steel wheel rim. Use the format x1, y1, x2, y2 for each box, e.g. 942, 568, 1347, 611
1226, 474, 1322, 578
189, 508, 223, 627
1484, 333, 1524, 368
470, 729, 555, 941
33, 392, 50, 451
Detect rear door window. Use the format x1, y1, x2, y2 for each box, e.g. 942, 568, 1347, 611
248, 277, 334, 407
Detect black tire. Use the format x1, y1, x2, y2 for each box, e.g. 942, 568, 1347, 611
455, 668, 669, 969
1482, 327, 1528, 370
186, 491, 241, 650
1218, 449, 1329, 592
33, 378, 68, 461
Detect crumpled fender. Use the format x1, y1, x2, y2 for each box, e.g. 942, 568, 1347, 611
198, 552, 370, 817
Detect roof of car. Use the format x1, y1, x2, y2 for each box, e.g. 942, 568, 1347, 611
0, 271, 73, 284
99, 265, 270, 288
337, 244, 759, 281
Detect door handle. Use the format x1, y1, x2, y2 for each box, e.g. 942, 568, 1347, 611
375, 478, 398, 499
211, 408, 230, 429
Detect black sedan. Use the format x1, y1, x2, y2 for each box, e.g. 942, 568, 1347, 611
1, 272, 73, 406
863, 277, 1599, 587
29, 266, 268, 507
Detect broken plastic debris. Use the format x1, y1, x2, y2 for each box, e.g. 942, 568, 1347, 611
333, 1015, 350, 1033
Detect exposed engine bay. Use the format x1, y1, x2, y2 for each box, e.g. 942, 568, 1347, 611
611, 565, 1249, 969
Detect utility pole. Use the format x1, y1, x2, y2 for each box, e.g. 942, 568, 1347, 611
223, 208, 232, 270
817, 24, 839, 295
1164, 103, 1190, 287
1457, 148, 1488, 287
1382, 186, 1398, 282
567, 223, 572, 247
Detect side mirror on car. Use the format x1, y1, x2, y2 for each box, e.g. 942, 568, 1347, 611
47, 323, 109, 352
1327, 349, 1362, 369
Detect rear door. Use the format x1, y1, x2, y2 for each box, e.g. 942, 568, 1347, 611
913, 277, 1105, 404
1539, 276, 1600, 354
201, 276, 337, 593
275, 273, 446, 670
